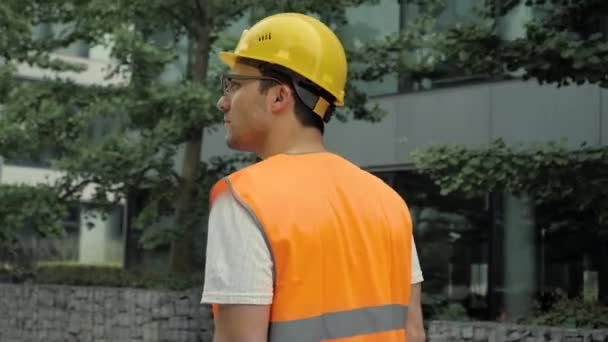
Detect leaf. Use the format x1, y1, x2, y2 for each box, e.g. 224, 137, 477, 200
458, 50, 470, 61
589, 32, 603, 41
588, 56, 601, 64
560, 49, 575, 58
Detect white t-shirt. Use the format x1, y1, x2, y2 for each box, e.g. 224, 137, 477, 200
201, 192, 424, 305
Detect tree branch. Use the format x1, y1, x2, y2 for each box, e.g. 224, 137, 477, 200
172, 170, 183, 184
159, 5, 197, 37
194, 0, 206, 24
59, 178, 91, 201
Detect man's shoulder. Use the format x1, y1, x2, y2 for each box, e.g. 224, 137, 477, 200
351, 167, 409, 205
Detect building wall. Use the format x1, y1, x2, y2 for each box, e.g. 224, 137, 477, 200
202, 80, 601, 166
490, 81, 600, 146
0, 164, 124, 265
602, 89, 608, 145
78, 207, 124, 265
324, 80, 600, 167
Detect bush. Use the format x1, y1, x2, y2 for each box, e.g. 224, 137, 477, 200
526, 290, 608, 329
422, 293, 471, 322
6, 262, 203, 291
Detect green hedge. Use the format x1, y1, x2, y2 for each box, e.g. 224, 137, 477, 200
2, 262, 203, 291
525, 291, 608, 329
421, 292, 608, 329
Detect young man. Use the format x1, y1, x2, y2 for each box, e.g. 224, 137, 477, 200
201, 12, 426, 342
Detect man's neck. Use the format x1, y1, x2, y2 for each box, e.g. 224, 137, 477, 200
257, 127, 325, 159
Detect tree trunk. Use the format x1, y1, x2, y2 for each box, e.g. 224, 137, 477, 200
169, 134, 203, 273
168, 7, 211, 274
123, 189, 145, 270
595, 237, 608, 304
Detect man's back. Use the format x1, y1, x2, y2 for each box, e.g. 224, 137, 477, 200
220, 152, 413, 340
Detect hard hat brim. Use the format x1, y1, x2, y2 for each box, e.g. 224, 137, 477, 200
219, 52, 238, 68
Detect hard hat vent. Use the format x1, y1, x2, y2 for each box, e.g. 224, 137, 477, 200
258, 32, 272, 42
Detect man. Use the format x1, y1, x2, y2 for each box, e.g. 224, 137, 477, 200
201, 12, 425, 342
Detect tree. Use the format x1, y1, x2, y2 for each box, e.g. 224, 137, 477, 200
405, 0, 608, 302
355, 0, 608, 89
0, 0, 397, 273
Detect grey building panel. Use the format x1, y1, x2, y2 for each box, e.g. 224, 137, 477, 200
324, 100, 398, 167
490, 81, 599, 147
201, 125, 241, 162
601, 89, 608, 145
390, 84, 492, 164
201, 104, 400, 167
200, 80, 605, 168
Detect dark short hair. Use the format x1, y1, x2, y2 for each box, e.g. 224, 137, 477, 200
236, 57, 334, 134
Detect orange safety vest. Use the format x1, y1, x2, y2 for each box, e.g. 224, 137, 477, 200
209, 152, 413, 341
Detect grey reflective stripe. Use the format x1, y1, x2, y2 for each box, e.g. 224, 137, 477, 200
269, 304, 408, 342
225, 177, 277, 285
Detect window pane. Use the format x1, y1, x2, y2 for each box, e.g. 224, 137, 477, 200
375, 169, 491, 320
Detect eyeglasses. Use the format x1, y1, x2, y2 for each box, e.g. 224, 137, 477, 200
220, 74, 282, 96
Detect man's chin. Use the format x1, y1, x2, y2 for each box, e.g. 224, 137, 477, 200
225, 137, 250, 152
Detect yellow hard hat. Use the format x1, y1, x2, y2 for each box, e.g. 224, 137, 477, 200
219, 13, 347, 107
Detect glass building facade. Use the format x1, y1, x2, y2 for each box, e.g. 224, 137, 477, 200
373, 169, 606, 320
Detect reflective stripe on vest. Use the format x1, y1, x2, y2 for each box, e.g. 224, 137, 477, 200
270, 304, 408, 341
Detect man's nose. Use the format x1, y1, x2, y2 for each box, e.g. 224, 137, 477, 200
217, 95, 230, 113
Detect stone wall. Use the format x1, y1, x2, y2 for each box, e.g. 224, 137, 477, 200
3, 284, 608, 342
0, 284, 213, 342
429, 320, 608, 342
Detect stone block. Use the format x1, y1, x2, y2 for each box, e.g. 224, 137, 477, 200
114, 313, 130, 327
38, 328, 49, 339
176, 298, 193, 316
135, 314, 146, 325
463, 326, 474, 339
591, 332, 607, 341
130, 326, 143, 339
475, 327, 489, 341
450, 325, 463, 339
93, 325, 105, 339
507, 330, 523, 341
183, 330, 199, 342
79, 330, 93, 342
142, 322, 159, 341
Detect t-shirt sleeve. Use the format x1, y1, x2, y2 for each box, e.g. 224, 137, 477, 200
201, 191, 273, 305
411, 235, 424, 284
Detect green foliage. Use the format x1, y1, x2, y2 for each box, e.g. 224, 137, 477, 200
371, 0, 608, 89
422, 294, 471, 322
351, 0, 450, 84
525, 290, 608, 328
412, 139, 608, 235
1, 235, 79, 269
5, 262, 203, 291
0, 184, 69, 244
0, 0, 402, 272
134, 153, 256, 250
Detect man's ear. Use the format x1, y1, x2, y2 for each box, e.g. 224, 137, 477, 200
270, 84, 293, 113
